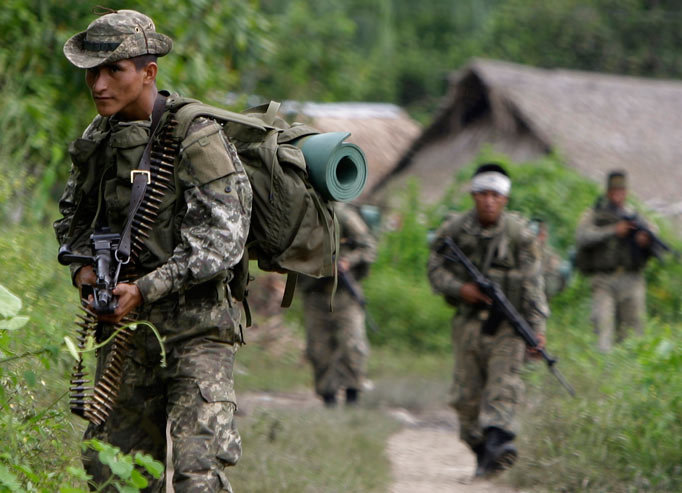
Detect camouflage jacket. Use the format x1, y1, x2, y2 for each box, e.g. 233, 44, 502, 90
575, 197, 656, 273
427, 210, 548, 335
53, 93, 253, 306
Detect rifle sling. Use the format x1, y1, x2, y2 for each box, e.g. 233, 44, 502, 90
116, 93, 168, 264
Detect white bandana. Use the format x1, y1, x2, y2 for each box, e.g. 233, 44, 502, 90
470, 171, 511, 196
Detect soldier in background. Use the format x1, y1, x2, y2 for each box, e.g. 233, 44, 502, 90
299, 202, 377, 407
531, 218, 571, 301
575, 170, 655, 352
427, 163, 548, 478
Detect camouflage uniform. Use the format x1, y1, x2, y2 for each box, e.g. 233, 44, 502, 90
427, 210, 547, 449
575, 198, 653, 352
299, 203, 377, 401
55, 11, 251, 492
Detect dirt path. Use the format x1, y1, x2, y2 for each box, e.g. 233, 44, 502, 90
239, 391, 518, 493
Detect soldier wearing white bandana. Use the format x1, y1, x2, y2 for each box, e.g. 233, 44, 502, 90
428, 163, 548, 478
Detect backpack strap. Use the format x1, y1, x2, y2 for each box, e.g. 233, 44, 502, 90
116, 93, 167, 264
263, 101, 281, 126
173, 102, 268, 139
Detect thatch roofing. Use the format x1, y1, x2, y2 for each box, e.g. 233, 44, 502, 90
280, 101, 421, 203
381, 58, 682, 218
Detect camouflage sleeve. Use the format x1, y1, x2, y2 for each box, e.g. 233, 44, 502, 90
575, 208, 617, 248
337, 204, 377, 268
134, 118, 253, 304
427, 215, 465, 301
518, 227, 548, 335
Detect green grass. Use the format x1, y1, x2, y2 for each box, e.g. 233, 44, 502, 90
230, 407, 399, 493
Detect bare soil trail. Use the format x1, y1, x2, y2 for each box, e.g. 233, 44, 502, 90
238, 390, 518, 493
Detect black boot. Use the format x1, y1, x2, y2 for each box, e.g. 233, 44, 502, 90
475, 427, 517, 477
322, 392, 337, 408
345, 388, 359, 405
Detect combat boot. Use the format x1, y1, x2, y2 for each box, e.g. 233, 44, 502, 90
322, 393, 337, 408
345, 388, 359, 406
475, 426, 517, 477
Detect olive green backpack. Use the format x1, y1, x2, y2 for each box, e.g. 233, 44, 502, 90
171, 100, 339, 314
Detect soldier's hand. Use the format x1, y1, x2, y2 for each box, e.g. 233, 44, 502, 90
615, 220, 634, 237
459, 283, 492, 305
526, 332, 546, 360
635, 230, 652, 248
97, 283, 142, 324
338, 258, 350, 272
75, 265, 97, 289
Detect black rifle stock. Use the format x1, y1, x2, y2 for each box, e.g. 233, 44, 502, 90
439, 237, 575, 397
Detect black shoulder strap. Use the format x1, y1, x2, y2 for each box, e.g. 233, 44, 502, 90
116, 93, 168, 264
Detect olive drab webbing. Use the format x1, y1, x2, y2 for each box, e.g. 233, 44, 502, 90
68, 109, 181, 425
170, 98, 339, 308
575, 198, 648, 274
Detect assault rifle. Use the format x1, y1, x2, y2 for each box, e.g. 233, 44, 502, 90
620, 212, 677, 263
338, 267, 380, 333
438, 237, 575, 397
58, 228, 121, 314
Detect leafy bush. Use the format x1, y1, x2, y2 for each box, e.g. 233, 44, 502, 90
365, 180, 451, 352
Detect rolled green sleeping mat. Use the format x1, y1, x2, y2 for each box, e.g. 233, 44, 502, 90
294, 132, 368, 202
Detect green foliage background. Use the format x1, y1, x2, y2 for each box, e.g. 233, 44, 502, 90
3, 0, 682, 224
1, 0, 682, 491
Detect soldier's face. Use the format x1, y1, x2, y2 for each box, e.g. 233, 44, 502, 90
472, 190, 508, 226
607, 187, 627, 208
85, 60, 154, 120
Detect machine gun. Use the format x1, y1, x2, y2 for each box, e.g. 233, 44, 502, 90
438, 237, 575, 397
58, 228, 122, 314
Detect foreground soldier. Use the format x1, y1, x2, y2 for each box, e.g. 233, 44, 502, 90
54, 10, 251, 491
427, 164, 548, 477
299, 203, 377, 407
575, 170, 654, 352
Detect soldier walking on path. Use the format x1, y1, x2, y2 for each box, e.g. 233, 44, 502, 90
299, 202, 377, 407
427, 163, 548, 478
575, 170, 655, 352
55, 10, 251, 491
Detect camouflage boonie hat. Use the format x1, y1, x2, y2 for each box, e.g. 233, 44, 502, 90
63, 10, 172, 69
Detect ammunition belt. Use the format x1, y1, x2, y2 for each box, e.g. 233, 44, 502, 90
69, 115, 181, 426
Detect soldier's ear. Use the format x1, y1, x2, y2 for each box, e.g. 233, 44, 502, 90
142, 62, 158, 85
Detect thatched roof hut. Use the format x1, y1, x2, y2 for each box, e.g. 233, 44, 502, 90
281, 101, 421, 203
376, 58, 682, 220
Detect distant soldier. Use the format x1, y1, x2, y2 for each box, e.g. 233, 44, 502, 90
531, 218, 570, 301
427, 163, 548, 478
300, 202, 377, 407
575, 170, 655, 352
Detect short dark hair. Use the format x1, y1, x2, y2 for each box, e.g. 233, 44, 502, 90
131, 54, 158, 71
473, 162, 509, 177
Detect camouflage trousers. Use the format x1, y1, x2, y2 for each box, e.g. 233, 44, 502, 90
449, 314, 525, 449
302, 287, 369, 397
590, 270, 645, 352
82, 295, 242, 492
